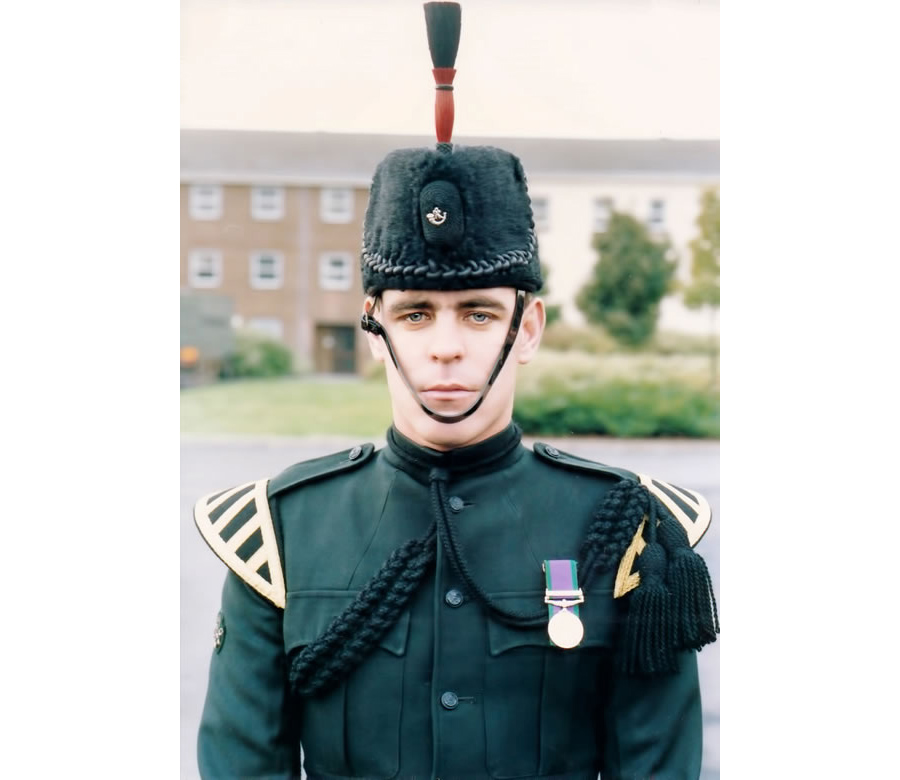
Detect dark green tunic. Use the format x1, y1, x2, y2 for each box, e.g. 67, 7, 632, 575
198, 425, 704, 779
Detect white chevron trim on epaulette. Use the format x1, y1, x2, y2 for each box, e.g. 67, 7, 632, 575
638, 473, 711, 548
194, 479, 286, 609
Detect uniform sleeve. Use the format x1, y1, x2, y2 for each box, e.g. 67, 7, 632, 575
598, 650, 703, 780
198, 571, 297, 779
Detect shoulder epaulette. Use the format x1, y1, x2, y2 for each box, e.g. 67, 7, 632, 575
268, 443, 375, 497
532, 442, 638, 482
194, 479, 286, 609
638, 473, 711, 548
614, 473, 713, 598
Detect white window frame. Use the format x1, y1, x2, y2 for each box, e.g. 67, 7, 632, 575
531, 197, 550, 232
249, 251, 285, 290
319, 188, 354, 224
247, 317, 284, 341
187, 249, 223, 288
189, 184, 223, 220
318, 251, 353, 291
592, 197, 613, 233
648, 199, 666, 232
251, 186, 285, 221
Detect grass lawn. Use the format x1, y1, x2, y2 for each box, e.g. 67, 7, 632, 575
181, 377, 393, 436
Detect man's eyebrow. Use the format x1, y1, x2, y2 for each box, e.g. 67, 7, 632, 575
456, 297, 508, 311
387, 299, 435, 314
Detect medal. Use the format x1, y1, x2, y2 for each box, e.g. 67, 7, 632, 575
547, 606, 584, 649
543, 559, 585, 650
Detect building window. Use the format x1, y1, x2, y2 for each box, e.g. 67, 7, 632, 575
247, 317, 284, 341
251, 186, 285, 221
648, 199, 666, 232
592, 198, 613, 233
319, 252, 353, 291
188, 249, 223, 288
320, 188, 354, 223
189, 184, 223, 220
531, 197, 549, 231
249, 251, 284, 290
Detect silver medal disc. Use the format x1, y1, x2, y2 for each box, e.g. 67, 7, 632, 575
547, 608, 585, 649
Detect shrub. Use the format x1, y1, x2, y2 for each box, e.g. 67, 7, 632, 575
648, 330, 719, 356
539, 322, 619, 354
219, 331, 293, 379
513, 380, 719, 438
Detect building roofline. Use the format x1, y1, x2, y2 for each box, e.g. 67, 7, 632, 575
181, 129, 719, 184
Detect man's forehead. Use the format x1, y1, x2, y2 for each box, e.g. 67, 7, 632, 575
381, 288, 516, 305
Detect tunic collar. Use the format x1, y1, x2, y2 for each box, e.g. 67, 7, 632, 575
384, 422, 525, 484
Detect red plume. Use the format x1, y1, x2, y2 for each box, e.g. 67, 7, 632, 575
424, 3, 461, 144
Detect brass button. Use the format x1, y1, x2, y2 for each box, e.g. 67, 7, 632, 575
449, 496, 465, 512
545, 445, 560, 458
348, 445, 362, 461
440, 691, 459, 710
445, 589, 464, 608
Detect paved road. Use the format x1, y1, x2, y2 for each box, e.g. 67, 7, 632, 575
181, 435, 720, 779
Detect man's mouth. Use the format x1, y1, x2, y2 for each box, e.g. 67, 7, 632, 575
420, 384, 476, 401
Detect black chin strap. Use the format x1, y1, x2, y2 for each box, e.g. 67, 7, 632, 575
360, 290, 527, 424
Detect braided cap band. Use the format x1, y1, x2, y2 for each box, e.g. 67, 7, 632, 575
361, 144, 543, 294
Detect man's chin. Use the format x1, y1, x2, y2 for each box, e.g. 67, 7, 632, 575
399, 411, 504, 452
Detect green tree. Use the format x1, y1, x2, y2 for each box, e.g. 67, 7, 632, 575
576, 212, 676, 347
684, 188, 720, 309
539, 262, 562, 326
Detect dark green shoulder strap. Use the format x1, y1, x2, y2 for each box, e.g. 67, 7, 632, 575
532, 441, 639, 483
268, 443, 376, 497
533, 442, 711, 547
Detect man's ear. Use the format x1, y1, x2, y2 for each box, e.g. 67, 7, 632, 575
516, 296, 545, 365
363, 297, 386, 362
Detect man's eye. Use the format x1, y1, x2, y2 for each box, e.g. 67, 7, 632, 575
468, 312, 492, 323
405, 312, 426, 323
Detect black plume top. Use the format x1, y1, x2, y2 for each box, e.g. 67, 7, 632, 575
424, 2, 461, 68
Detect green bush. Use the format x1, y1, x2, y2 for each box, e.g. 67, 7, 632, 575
513, 380, 719, 438
219, 331, 293, 379
540, 322, 717, 358
648, 330, 719, 356
539, 322, 618, 354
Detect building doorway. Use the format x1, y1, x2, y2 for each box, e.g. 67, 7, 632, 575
314, 324, 356, 374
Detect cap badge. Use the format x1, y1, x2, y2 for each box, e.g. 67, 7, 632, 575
426, 206, 448, 226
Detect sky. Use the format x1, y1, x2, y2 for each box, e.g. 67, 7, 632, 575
181, 0, 719, 140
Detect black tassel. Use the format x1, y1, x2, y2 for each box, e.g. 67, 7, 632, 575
657, 510, 720, 652
424, 2, 462, 68
619, 498, 677, 676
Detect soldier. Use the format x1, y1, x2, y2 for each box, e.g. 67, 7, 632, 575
194, 3, 718, 778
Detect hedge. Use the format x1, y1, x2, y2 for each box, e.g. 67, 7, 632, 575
219, 331, 293, 379
513, 380, 719, 437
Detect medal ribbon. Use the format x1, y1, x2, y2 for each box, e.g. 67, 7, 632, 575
544, 559, 580, 620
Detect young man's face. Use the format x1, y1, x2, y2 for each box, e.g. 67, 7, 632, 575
365, 287, 545, 451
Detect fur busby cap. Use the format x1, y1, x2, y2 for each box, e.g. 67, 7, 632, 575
360, 144, 543, 295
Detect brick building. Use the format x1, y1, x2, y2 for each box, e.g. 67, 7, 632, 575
181, 130, 719, 374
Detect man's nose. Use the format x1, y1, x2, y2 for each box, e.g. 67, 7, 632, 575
428, 319, 464, 362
